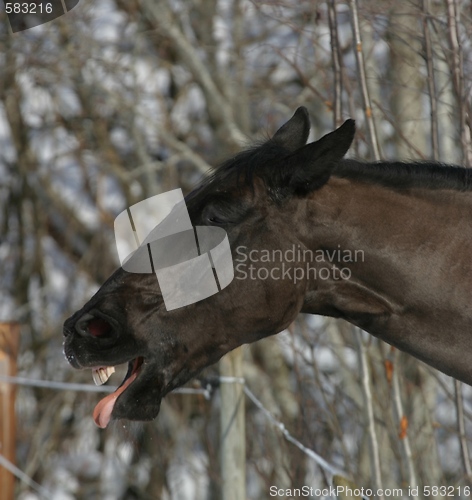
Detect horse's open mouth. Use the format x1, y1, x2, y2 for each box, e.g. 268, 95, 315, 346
92, 357, 144, 428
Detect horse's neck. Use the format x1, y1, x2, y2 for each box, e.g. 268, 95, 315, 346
310, 175, 472, 257
301, 176, 472, 384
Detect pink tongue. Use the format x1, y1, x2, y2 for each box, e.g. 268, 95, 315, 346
93, 371, 138, 428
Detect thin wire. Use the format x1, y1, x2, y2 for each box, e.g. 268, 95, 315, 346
242, 385, 343, 478
0, 374, 115, 393
0, 374, 211, 398
0, 453, 51, 499
1, 374, 347, 479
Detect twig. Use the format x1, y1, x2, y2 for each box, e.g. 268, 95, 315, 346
158, 128, 214, 175
454, 379, 472, 480
140, 0, 247, 149
371, 99, 427, 160
349, 0, 381, 161
445, 0, 472, 166
327, 0, 343, 127
354, 328, 384, 499
272, 46, 328, 105
422, 0, 440, 160
389, 349, 419, 499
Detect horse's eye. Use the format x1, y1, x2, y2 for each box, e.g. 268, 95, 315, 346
207, 214, 228, 225
205, 206, 231, 225
204, 201, 240, 226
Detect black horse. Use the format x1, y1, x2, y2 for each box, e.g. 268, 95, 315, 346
63, 107, 472, 427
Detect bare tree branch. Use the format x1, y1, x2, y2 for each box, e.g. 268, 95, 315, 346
140, 0, 247, 149
327, 0, 343, 127
445, 0, 472, 166
355, 328, 384, 500
422, 0, 440, 160
349, 0, 381, 161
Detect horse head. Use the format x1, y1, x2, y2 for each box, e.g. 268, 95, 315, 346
63, 108, 357, 427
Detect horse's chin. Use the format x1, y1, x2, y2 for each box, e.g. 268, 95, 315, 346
111, 396, 162, 426
107, 359, 164, 427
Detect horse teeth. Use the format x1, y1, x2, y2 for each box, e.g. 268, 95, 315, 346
92, 366, 115, 386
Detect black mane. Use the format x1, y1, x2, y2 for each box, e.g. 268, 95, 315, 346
334, 159, 472, 191
190, 140, 291, 194
194, 139, 472, 197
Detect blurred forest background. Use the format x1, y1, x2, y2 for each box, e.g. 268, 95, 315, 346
1, 0, 472, 498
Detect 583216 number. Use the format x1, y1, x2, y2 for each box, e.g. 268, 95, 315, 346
5, 3, 53, 14
424, 486, 471, 496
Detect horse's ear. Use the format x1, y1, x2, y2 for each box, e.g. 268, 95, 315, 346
285, 119, 355, 194
271, 107, 311, 152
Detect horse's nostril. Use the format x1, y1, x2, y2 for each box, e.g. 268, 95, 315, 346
75, 313, 95, 336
